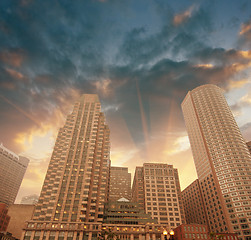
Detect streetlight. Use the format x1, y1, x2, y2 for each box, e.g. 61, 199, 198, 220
163, 230, 168, 240
169, 230, 174, 240
163, 230, 175, 240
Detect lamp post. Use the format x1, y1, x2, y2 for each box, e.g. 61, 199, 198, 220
163, 230, 168, 240
169, 230, 174, 240
163, 230, 175, 240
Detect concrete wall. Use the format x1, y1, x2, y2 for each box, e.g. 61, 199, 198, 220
7, 204, 35, 239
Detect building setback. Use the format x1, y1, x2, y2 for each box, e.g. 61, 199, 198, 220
108, 167, 131, 201
181, 84, 251, 239
182, 179, 207, 226
21, 195, 39, 205
22, 94, 111, 239
132, 163, 186, 227
0, 144, 29, 206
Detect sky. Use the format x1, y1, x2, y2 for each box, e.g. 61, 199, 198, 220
0, 0, 251, 203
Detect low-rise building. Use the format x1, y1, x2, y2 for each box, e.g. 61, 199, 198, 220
0, 203, 10, 232
103, 198, 157, 225
174, 224, 209, 240
6, 204, 35, 239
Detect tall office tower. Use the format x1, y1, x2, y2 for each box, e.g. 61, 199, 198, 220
132, 163, 186, 227
23, 94, 110, 239
181, 84, 251, 239
108, 166, 131, 201
181, 179, 207, 225
0, 144, 29, 206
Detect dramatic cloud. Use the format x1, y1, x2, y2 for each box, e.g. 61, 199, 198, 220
0, 0, 251, 200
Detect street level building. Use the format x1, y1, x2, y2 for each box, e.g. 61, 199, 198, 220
181, 84, 251, 239
22, 94, 111, 239
182, 179, 207, 226
103, 198, 156, 225
108, 167, 131, 201
132, 163, 186, 227
0, 144, 29, 206
0, 203, 10, 232
173, 224, 209, 240
22, 222, 171, 240
6, 204, 35, 239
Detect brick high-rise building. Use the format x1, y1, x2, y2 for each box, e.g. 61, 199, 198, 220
181, 84, 251, 239
0, 144, 29, 206
22, 94, 111, 239
132, 163, 186, 227
108, 167, 131, 201
181, 179, 207, 225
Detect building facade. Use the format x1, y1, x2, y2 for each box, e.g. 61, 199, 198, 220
181, 179, 207, 225
132, 163, 186, 227
132, 167, 145, 210
181, 84, 251, 239
246, 141, 251, 154
22, 94, 111, 239
0, 203, 10, 232
103, 198, 157, 225
108, 167, 131, 201
0, 144, 29, 206
173, 224, 209, 240
7, 204, 35, 239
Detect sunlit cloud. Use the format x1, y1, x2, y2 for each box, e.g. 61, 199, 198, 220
5, 68, 27, 81
0, 49, 25, 67
194, 63, 214, 68
94, 79, 113, 97
239, 20, 251, 35
163, 135, 190, 156
228, 79, 249, 89
173, 5, 196, 26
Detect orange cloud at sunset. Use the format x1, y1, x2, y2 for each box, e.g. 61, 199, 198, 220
0, 49, 25, 67
240, 20, 251, 35
173, 5, 196, 26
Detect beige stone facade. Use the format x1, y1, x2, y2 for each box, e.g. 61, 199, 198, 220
181, 84, 251, 239
132, 163, 186, 227
0, 144, 29, 206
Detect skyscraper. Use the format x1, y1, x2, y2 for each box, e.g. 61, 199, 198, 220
108, 166, 131, 201
181, 84, 251, 239
22, 94, 110, 239
0, 143, 29, 206
132, 163, 186, 227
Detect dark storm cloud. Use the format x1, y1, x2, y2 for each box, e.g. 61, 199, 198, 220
0, 0, 251, 152
117, 4, 212, 66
